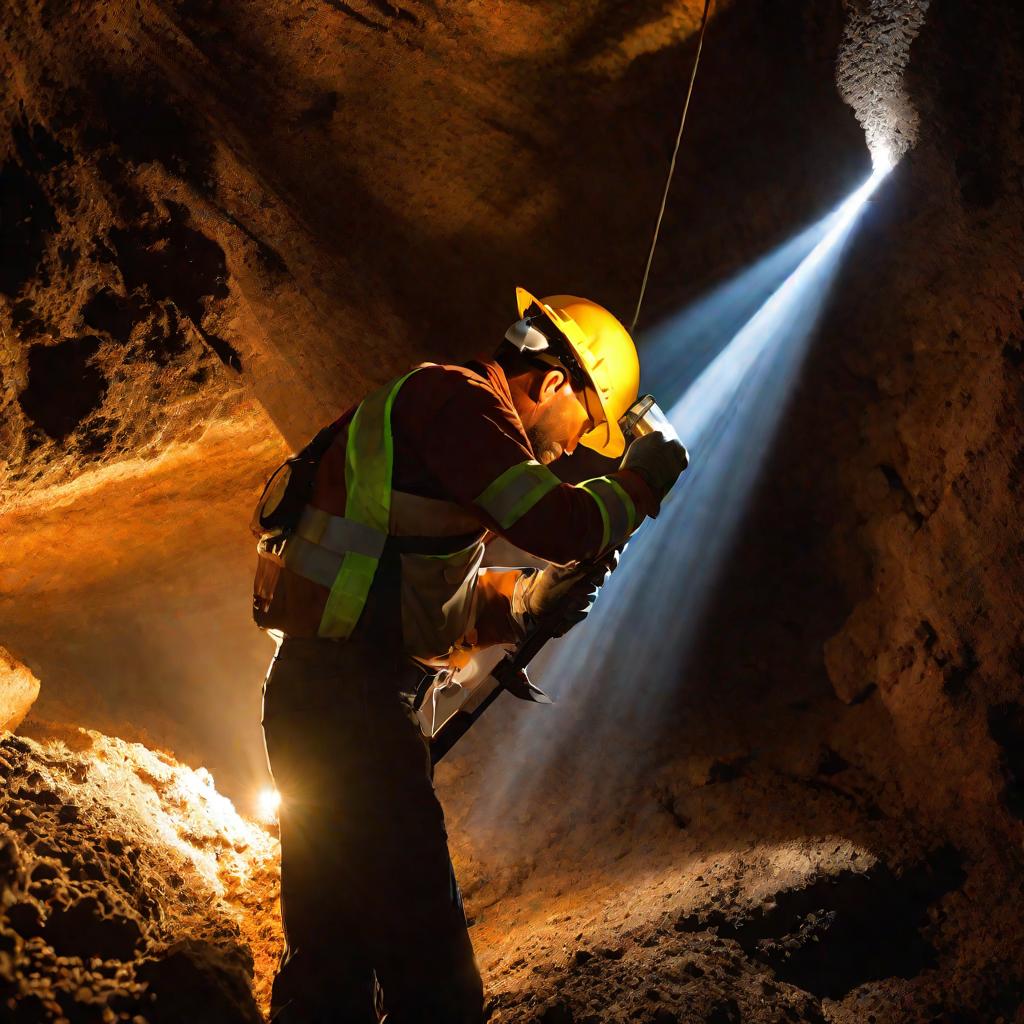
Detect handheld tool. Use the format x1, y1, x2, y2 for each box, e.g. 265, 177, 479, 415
422, 394, 683, 764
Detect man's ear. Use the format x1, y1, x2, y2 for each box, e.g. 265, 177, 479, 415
538, 367, 567, 402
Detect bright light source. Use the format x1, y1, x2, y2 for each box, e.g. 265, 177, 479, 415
870, 141, 896, 176
256, 787, 281, 823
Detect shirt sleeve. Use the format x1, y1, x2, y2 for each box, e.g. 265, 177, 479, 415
400, 366, 655, 565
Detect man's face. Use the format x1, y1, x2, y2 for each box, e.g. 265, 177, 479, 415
524, 374, 594, 465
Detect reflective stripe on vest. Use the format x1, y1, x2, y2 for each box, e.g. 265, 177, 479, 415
474, 459, 560, 529
317, 369, 420, 639
281, 534, 343, 589
578, 476, 636, 554
278, 506, 388, 590
298, 506, 388, 559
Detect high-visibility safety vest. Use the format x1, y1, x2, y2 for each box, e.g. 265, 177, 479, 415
253, 365, 640, 661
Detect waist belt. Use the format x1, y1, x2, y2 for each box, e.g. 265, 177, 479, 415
282, 506, 484, 587
273, 635, 428, 693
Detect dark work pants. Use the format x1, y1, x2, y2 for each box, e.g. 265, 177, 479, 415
262, 638, 483, 1024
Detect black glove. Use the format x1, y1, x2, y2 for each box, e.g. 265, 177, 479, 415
514, 549, 621, 639
620, 431, 688, 516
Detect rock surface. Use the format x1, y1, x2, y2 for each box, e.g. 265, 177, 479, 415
836, 0, 930, 164
0, 0, 1022, 1021
0, 650, 39, 734
0, 726, 281, 1022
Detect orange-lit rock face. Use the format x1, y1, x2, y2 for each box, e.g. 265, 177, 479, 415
0, 727, 281, 1021
0, 649, 39, 734
0, 0, 732, 486
1, 0, 1023, 1021
0, 403, 287, 797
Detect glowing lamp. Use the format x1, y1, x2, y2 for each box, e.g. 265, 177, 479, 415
256, 787, 281, 823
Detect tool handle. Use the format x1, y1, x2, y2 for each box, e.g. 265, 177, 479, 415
507, 619, 555, 669
429, 554, 616, 765
429, 674, 511, 765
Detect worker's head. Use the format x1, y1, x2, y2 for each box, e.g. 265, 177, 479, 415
498, 346, 594, 464
499, 289, 641, 463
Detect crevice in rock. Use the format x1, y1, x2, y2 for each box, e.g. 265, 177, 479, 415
836, 0, 930, 163
109, 203, 228, 322
9, 299, 50, 339
941, 643, 979, 700
80, 71, 215, 188
365, 0, 420, 27
675, 847, 966, 999
879, 463, 926, 527
321, 0, 388, 32
655, 788, 690, 830
17, 336, 108, 441
0, 160, 59, 297
108, 202, 241, 370
81, 287, 149, 344
988, 703, 1024, 821
11, 117, 72, 176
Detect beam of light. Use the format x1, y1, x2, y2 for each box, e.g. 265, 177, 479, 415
639, 187, 878, 410
463, 168, 889, 830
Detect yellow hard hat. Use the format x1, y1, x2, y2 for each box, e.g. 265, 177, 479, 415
515, 287, 640, 458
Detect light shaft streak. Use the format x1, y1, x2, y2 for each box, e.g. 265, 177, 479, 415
465, 170, 889, 827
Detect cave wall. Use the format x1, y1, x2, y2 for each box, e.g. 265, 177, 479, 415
825, 0, 1024, 835
0, 0, 866, 796
678, 0, 1024, 1009
695, 0, 1024, 855
1, 0, 1022, 1019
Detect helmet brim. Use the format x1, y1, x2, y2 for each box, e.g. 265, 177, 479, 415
579, 412, 627, 459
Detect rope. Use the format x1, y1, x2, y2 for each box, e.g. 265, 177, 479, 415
630, 0, 713, 336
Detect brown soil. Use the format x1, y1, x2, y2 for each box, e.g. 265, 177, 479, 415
0, 724, 282, 1023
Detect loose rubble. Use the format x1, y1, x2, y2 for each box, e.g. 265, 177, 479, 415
0, 727, 281, 1023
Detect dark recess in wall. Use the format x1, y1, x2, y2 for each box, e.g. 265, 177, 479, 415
676, 847, 966, 999
17, 336, 108, 440
0, 159, 58, 297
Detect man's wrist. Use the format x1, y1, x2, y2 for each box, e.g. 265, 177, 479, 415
616, 467, 660, 518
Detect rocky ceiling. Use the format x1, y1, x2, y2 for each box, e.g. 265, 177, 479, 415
1, 0, 1023, 1020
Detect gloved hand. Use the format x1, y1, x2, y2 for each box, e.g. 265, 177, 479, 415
513, 549, 621, 639
620, 431, 689, 516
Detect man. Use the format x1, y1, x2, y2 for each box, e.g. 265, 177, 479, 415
252, 288, 688, 1022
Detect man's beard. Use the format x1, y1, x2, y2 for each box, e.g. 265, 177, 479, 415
526, 423, 565, 465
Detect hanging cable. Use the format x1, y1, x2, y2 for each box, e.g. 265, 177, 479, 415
630, 0, 713, 336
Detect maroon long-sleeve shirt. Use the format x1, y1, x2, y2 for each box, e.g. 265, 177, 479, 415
388, 360, 654, 563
